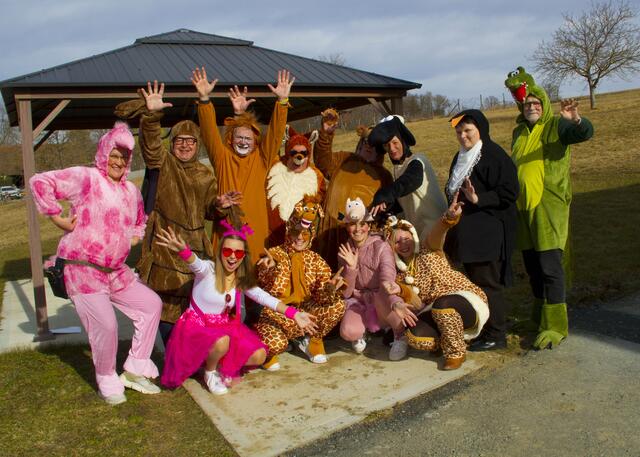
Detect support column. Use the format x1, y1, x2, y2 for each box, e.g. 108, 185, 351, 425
17, 99, 54, 341
390, 97, 404, 116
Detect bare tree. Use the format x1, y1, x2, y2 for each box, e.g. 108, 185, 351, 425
532, 1, 640, 109
317, 53, 347, 66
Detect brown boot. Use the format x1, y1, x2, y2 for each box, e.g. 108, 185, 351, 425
432, 308, 466, 371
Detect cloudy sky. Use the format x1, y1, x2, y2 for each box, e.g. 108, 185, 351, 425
1, 0, 639, 106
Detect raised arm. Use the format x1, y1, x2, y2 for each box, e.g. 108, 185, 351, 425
138, 81, 174, 169
314, 109, 348, 179
261, 70, 294, 166
557, 99, 594, 146
192, 67, 226, 172
424, 193, 462, 252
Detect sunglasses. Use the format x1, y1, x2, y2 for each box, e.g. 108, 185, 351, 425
221, 247, 246, 259
289, 149, 309, 157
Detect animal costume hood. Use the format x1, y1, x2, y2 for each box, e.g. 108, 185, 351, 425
368, 115, 416, 163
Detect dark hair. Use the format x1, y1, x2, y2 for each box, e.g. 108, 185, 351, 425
458, 115, 479, 129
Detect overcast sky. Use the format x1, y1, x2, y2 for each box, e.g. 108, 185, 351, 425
1, 0, 639, 106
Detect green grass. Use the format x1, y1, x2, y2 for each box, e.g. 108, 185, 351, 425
0, 88, 639, 455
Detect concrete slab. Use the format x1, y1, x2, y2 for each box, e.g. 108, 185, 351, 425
184, 337, 487, 457
0, 279, 163, 353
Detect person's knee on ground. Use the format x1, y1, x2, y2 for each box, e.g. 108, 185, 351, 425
246, 348, 267, 366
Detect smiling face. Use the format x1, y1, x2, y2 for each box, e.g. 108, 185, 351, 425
107, 147, 130, 182
384, 136, 404, 161
523, 95, 543, 124
346, 221, 370, 246
287, 227, 312, 252
455, 121, 481, 151
393, 228, 415, 261
220, 237, 246, 274
286, 144, 309, 173
232, 126, 256, 157
172, 135, 198, 162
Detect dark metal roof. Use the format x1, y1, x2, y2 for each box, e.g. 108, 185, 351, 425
1, 29, 420, 129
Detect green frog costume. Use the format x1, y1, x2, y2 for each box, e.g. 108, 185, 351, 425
505, 67, 594, 349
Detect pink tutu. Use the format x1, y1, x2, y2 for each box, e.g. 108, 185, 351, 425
161, 308, 267, 388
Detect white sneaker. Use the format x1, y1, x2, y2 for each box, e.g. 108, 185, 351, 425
119, 372, 161, 394
100, 392, 127, 405
295, 337, 328, 364
389, 336, 408, 361
204, 370, 228, 395
352, 338, 367, 354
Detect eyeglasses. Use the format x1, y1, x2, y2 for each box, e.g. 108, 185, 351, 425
523, 101, 542, 108
174, 137, 197, 146
221, 247, 246, 259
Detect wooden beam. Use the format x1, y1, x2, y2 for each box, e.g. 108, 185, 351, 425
17, 99, 54, 342
367, 98, 392, 117
33, 100, 70, 138
34, 130, 55, 152
14, 90, 404, 100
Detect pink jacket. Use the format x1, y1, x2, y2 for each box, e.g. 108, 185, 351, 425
30, 123, 146, 271
339, 233, 400, 303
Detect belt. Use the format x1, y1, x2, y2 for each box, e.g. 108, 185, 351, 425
64, 259, 117, 274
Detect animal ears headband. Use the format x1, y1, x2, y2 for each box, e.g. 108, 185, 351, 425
384, 215, 420, 254
220, 219, 254, 240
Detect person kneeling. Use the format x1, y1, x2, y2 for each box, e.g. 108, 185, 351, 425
256, 198, 346, 370
157, 220, 316, 395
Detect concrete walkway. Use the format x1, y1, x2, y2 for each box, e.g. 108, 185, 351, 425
1, 279, 488, 457
0, 279, 163, 352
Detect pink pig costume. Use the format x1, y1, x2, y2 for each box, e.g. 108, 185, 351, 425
29, 123, 162, 399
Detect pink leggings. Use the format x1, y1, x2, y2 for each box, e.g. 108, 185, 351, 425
71, 280, 162, 397
340, 291, 402, 342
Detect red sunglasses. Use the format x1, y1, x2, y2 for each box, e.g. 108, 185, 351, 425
221, 247, 246, 259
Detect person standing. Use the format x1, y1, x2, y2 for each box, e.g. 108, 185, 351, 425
30, 123, 162, 405
505, 67, 594, 349
445, 109, 519, 351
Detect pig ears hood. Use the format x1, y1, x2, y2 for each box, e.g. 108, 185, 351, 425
95, 121, 135, 181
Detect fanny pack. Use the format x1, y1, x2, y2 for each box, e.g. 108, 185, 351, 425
44, 258, 117, 299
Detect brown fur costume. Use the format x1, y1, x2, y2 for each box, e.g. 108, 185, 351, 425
314, 110, 393, 269
116, 99, 220, 323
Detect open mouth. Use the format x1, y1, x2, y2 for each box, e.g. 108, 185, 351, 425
510, 83, 528, 103
234, 144, 251, 156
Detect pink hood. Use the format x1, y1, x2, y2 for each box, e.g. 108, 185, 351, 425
95, 122, 135, 182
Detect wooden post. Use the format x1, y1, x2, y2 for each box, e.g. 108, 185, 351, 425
17, 99, 54, 342
390, 97, 404, 116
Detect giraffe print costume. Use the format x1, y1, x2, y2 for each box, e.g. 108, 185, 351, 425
255, 198, 345, 363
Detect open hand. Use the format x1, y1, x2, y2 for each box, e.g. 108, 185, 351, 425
229, 86, 256, 115
191, 67, 218, 101
140, 80, 173, 112
295, 311, 318, 335
338, 243, 358, 269
370, 202, 386, 217
155, 226, 187, 252
267, 70, 295, 101
559, 98, 581, 124
392, 302, 418, 328
215, 191, 243, 209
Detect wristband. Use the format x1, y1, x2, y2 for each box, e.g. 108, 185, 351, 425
278, 98, 289, 106
178, 246, 193, 260
284, 306, 299, 320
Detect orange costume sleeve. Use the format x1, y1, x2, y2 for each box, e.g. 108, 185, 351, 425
198, 100, 288, 257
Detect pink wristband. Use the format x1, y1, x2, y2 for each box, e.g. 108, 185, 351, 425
284, 306, 298, 320
178, 246, 192, 261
